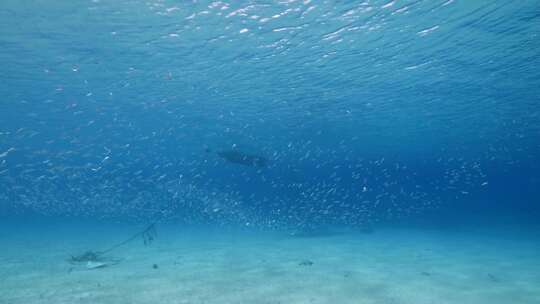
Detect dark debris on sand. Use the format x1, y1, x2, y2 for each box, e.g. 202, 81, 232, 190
299, 260, 314, 266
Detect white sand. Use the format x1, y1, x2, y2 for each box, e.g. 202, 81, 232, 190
1, 221, 539, 304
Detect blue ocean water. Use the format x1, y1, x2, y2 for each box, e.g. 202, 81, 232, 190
0, 1, 539, 303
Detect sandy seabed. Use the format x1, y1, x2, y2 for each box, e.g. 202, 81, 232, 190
1, 221, 539, 304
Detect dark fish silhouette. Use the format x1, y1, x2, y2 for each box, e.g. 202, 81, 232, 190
207, 149, 268, 167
